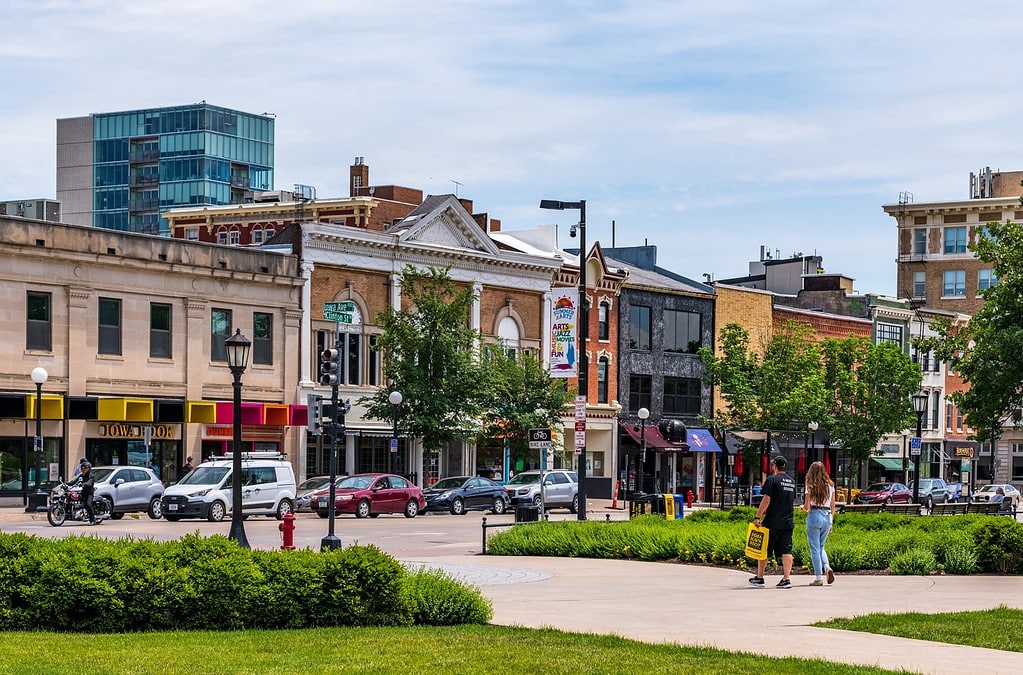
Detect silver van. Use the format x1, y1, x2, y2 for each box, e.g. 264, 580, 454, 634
161, 454, 296, 522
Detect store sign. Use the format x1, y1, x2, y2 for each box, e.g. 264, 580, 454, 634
953, 446, 974, 458
98, 424, 175, 439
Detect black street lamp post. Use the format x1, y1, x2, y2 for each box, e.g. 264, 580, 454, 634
637, 407, 649, 498
225, 329, 251, 548
540, 198, 588, 521
26, 366, 48, 513
912, 390, 927, 505
808, 421, 818, 464
388, 391, 402, 475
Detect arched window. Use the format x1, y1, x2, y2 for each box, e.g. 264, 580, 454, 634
597, 356, 609, 403
216, 227, 228, 245
228, 227, 240, 246
498, 317, 520, 357
598, 300, 610, 340
252, 226, 264, 245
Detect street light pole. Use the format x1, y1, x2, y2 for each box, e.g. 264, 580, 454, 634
26, 367, 48, 513
225, 329, 251, 548
540, 198, 588, 521
808, 421, 819, 464
912, 390, 927, 505
388, 391, 402, 475
638, 407, 649, 497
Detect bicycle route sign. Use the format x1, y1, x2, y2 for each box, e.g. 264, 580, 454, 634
528, 428, 552, 449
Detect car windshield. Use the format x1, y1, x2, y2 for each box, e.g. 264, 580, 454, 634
978, 485, 999, 494
338, 476, 374, 490
90, 468, 114, 482
298, 477, 332, 491
864, 483, 893, 492
178, 466, 229, 486
505, 473, 540, 486
432, 477, 468, 490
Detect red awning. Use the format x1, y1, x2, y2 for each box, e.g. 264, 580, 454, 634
623, 423, 689, 452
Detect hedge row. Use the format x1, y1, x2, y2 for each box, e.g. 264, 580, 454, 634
487, 507, 1023, 575
0, 533, 491, 632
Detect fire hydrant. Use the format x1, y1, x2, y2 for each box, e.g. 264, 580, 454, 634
686, 489, 695, 509
279, 511, 296, 550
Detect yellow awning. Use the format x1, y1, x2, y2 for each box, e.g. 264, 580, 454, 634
185, 401, 217, 424
97, 398, 153, 422
26, 394, 64, 420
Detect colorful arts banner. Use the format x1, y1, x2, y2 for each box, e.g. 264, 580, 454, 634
548, 289, 578, 378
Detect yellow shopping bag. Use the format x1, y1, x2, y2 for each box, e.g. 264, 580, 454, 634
744, 522, 769, 560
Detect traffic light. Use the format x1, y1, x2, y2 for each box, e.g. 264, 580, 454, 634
320, 348, 340, 386
306, 393, 323, 436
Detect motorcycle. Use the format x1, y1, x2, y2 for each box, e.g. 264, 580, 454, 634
47, 478, 112, 527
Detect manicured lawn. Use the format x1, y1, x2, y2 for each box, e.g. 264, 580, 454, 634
815, 605, 1023, 653
0, 625, 901, 674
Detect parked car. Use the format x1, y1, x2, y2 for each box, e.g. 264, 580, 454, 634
161, 455, 296, 521
90, 465, 165, 520
312, 473, 424, 519
295, 475, 334, 512
945, 481, 963, 503
853, 482, 913, 505
916, 478, 948, 509
972, 483, 1022, 508
423, 476, 509, 515
504, 469, 579, 513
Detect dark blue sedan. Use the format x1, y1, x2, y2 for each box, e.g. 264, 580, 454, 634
423, 476, 509, 515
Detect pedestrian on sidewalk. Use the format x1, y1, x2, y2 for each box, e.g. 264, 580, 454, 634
801, 461, 836, 586
749, 455, 795, 589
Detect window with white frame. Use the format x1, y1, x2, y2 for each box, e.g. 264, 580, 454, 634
229, 228, 240, 246
943, 226, 967, 254
913, 228, 927, 255
1012, 443, 1023, 481
913, 271, 925, 298
978, 269, 997, 292
252, 227, 264, 245
216, 227, 228, 245
942, 270, 966, 297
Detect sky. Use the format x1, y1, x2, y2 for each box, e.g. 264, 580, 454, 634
5, 1, 1023, 297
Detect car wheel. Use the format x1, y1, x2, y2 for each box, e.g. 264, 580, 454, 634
404, 499, 419, 518
355, 499, 371, 519
163, 515, 181, 522
316, 511, 329, 519
570, 494, 579, 514
148, 498, 163, 520
110, 512, 125, 520
532, 494, 543, 509
275, 499, 294, 520
451, 498, 465, 516
207, 501, 226, 522
925, 496, 933, 510
885, 497, 893, 505
491, 497, 507, 515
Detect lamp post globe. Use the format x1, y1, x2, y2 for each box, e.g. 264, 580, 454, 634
388, 391, 402, 474
26, 367, 49, 513
225, 329, 251, 548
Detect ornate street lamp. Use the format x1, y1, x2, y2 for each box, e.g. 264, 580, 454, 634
26, 367, 48, 513
808, 421, 819, 463
912, 390, 928, 505
388, 391, 402, 474
637, 407, 650, 497
225, 329, 251, 548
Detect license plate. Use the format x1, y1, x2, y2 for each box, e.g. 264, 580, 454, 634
168, 504, 178, 511
318, 498, 327, 507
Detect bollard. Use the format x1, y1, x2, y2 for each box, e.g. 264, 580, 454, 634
279, 511, 296, 550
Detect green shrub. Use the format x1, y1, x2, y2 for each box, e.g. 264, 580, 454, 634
402, 568, 493, 625
969, 518, 1023, 573
941, 545, 979, 575
889, 549, 936, 575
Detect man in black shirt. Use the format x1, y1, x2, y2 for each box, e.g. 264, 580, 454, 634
749, 455, 796, 589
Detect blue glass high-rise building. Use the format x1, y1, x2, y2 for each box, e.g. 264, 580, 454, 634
57, 103, 274, 235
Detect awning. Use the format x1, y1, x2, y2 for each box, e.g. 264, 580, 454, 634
97, 398, 153, 422
289, 404, 308, 427
263, 404, 290, 426
154, 399, 185, 423
623, 424, 690, 452
0, 394, 27, 418
687, 428, 722, 452
871, 457, 906, 471
215, 401, 265, 425
27, 394, 64, 420
185, 401, 217, 424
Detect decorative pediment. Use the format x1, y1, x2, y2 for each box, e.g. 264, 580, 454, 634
395, 196, 500, 256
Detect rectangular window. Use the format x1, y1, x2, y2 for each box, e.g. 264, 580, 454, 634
211, 308, 232, 361
1013, 443, 1023, 482
956, 408, 964, 431
931, 391, 940, 430
978, 269, 997, 292
597, 358, 608, 404
253, 312, 273, 365
629, 305, 651, 350
598, 301, 609, 341
921, 350, 930, 372
943, 226, 967, 254
912, 228, 927, 255
26, 291, 52, 351
942, 270, 966, 297
913, 271, 926, 299
664, 377, 701, 415
628, 374, 652, 413
98, 297, 122, 355
343, 331, 362, 385
664, 310, 701, 353
150, 303, 171, 358
876, 323, 902, 347
945, 402, 953, 431
368, 335, 380, 387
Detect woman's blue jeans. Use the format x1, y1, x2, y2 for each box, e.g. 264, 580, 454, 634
805, 508, 832, 578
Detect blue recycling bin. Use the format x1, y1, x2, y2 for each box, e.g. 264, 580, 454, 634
673, 494, 685, 519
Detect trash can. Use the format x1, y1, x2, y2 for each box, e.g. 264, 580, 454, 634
673, 494, 685, 519
629, 494, 654, 518
649, 494, 666, 516
515, 505, 540, 522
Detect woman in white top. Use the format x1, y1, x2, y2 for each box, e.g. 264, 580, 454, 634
800, 461, 836, 586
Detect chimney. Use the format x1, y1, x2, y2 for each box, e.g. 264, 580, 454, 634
350, 156, 369, 197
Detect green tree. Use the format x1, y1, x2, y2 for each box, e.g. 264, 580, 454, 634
923, 219, 1023, 441
361, 266, 490, 452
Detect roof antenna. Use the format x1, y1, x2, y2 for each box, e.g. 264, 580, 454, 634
450, 179, 464, 196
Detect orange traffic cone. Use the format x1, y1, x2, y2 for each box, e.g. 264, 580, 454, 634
611, 478, 620, 509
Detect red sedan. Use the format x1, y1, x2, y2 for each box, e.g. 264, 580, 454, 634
854, 482, 913, 505
312, 473, 425, 519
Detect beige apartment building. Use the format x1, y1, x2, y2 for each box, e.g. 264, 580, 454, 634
0, 216, 304, 499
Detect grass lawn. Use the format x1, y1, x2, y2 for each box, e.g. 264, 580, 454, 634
0, 625, 902, 674
815, 605, 1023, 653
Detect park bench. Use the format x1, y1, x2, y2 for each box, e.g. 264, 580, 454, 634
931, 502, 969, 516
882, 503, 921, 516
837, 503, 883, 514
967, 501, 1002, 515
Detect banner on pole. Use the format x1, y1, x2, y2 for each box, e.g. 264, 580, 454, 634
548, 290, 578, 378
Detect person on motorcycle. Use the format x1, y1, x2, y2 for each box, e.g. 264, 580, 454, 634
75, 459, 98, 525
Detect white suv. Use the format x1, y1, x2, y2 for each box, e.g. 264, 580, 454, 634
505, 469, 579, 513
161, 455, 296, 522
